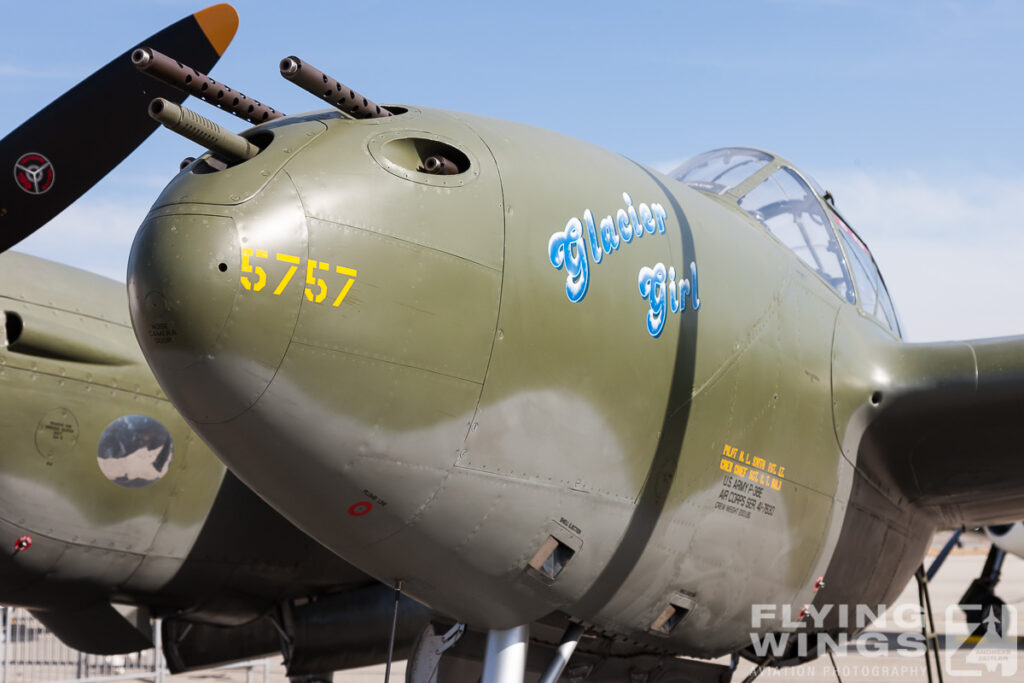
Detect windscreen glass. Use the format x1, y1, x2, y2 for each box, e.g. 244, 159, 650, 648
830, 210, 901, 336
739, 167, 855, 303
671, 148, 773, 195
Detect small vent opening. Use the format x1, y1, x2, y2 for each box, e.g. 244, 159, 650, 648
650, 604, 689, 635
650, 593, 695, 636
528, 535, 576, 580
3, 311, 23, 347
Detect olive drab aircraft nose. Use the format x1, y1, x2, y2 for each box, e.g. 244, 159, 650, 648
128, 125, 319, 424
129, 111, 505, 426
128, 107, 508, 577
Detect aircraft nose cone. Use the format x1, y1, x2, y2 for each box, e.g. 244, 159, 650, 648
129, 171, 310, 424
128, 212, 249, 423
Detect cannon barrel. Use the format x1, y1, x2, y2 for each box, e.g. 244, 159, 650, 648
279, 56, 392, 119
133, 47, 283, 124
423, 155, 458, 175
148, 98, 258, 163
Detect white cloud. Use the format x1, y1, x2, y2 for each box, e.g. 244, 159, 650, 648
652, 158, 688, 175
814, 169, 1024, 342
0, 63, 77, 79
818, 169, 1024, 239
14, 196, 152, 282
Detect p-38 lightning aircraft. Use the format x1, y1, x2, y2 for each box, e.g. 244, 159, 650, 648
121, 37, 1024, 681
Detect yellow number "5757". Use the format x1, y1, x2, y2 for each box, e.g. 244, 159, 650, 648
240, 249, 357, 307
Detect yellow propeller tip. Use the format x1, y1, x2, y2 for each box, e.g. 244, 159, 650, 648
193, 3, 239, 57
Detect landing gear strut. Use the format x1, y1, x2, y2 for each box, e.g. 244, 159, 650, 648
537, 623, 585, 683
481, 625, 529, 683
959, 544, 1007, 632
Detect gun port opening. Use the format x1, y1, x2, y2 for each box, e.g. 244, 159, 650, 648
241, 130, 275, 151
381, 137, 471, 176
2, 311, 23, 347
527, 535, 576, 581
192, 130, 274, 174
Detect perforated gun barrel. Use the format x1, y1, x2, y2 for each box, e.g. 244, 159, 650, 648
279, 56, 392, 119
133, 47, 283, 124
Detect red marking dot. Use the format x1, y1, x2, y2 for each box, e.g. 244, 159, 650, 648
348, 501, 373, 517
13, 535, 32, 553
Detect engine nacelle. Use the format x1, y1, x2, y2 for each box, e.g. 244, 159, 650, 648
984, 522, 1024, 558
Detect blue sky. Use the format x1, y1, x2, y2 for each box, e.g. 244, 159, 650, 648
3, 0, 1023, 341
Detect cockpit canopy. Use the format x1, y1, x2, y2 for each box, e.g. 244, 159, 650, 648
672, 148, 774, 196
670, 148, 901, 338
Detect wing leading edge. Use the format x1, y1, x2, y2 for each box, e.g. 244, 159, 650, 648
836, 321, 1024, 527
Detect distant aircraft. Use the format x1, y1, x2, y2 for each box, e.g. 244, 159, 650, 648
984, 522, 1024, 557
956, 522, 1024, 626
124, 39, 1024, 682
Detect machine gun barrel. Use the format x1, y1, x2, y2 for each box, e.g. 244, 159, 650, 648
279, 56, 392, 119
148, 98, 258, 162
133, 47, 283, 124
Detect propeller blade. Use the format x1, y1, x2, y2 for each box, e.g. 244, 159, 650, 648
0, 3, 239, 253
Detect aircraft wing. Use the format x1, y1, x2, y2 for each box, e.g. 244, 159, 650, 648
844, 333, 1024, 527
